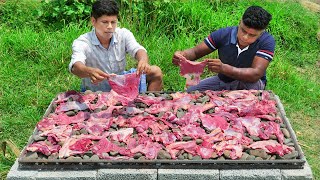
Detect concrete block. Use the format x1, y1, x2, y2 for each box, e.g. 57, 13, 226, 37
6, 159, 38, 180
281, 162, 313, 180
97, 169, 157, 180
36, 169, 97, 180
220, 169, 281, 180
158, 169, 219, 180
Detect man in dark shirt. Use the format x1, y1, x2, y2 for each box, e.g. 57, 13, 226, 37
172, 6, 275, 91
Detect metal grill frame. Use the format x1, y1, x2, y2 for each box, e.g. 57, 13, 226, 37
18, 91, 306, 170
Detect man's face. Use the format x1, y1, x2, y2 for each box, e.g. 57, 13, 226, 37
91, 15, 118, 40
237, 20, 264, 47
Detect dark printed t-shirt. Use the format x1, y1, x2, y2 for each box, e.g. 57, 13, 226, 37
204, 26, 275, 82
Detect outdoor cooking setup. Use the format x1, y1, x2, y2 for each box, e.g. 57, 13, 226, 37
17, 89, 306, 171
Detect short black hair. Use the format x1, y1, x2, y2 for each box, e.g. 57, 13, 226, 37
242, 6, 272, 30
91, 0, 119, 19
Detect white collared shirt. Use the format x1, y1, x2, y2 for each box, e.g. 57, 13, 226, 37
69, 28, 146, 92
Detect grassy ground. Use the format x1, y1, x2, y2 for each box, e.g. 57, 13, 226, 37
0, 0, 319, 179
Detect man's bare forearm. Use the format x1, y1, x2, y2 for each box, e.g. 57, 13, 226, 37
221, 64, 262, 82
71, 62, 92, 78
135, 49, 149, 63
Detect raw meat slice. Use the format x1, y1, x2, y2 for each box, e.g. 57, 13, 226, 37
27, 141, 60, 156
178, 56, 207, 88
108, 73, 140, 99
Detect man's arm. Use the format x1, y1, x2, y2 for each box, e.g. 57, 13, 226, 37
172, 42, 212, 65
71, 62, 111, 85
135, 49, 151, 75
207, 56, 270, 82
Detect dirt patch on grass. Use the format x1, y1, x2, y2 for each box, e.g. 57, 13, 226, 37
300, 0, 320, 12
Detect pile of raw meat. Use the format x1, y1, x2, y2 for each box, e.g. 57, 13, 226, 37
25, 90, 298, 161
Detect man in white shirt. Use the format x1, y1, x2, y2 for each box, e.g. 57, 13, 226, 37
69, 0, 163, 92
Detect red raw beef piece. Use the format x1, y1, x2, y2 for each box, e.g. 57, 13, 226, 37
179, 56, 207, 75
181, 124, 206, 139
225, 143, 243, 159
86, 118, 113, 136
196, 146, 214, 159
37, 116, 56, 131
134, 95, 164, 106
170, 92, 187, 99
108, 73, 140, 99
145, 101, 173, 114
256, 114, 282, 122
229, 117, 246, 134
259, 121, 284, 144
178, 56, 207, 88
69, 138, 92, 152
166, 141, 198, 159
201, 128, 224, 144
153, 131, 177, 145
59, 138, 93, 158
81, 93, 97, 103
148, 121, 168, 135
239, 116, 262, 137
130, 141, 163, 159
261, 90, 271, 100
201, 114, 229, 131
222, 90, 256, 100
214, 112, 238, 122
172, 95, 192, 113
201, 128, 244, 160
160, 112, 178, 124
27, 141, 60, 156
127, 115, 156, 133
109, 128, 134, 143
55, 101, 89, 113
90, 106, 123, 120
40, 125, 73, 144
212, 141, 243, 159
113, 115, 130, 127
212, 96, 232, 107
249, 140, 293, 156
173, 110, 200, 126
224, 129, 252, 146
119, 106, 144, 116
237, 99, 277, 117
92, 138, 131, 159
85, 111, 113, 136
51, 111, 90, 126
86, 93, 106, 110
55, 90, 82, 104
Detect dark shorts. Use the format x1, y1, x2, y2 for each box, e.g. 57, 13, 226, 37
186, 75, 265, 92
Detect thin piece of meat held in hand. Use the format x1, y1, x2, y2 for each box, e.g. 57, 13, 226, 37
108, 73, 140, 99
179, 56, 207, 89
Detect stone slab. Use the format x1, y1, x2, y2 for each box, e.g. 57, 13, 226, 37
97, 169, 157, 180
220, 169, 281, 180
7, 159, 314, 180
158, 169, 219, 180
281, 161, 313, 180
6, 160, 38, 180
36, 169, 97, 180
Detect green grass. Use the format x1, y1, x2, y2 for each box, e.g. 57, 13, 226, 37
0, 0, 319, 179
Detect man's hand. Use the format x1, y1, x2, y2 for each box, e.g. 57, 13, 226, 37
172, 51, 185, 66
207, 59, 224, 73
86, 67, 112, 85
137, 59, 151, 75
